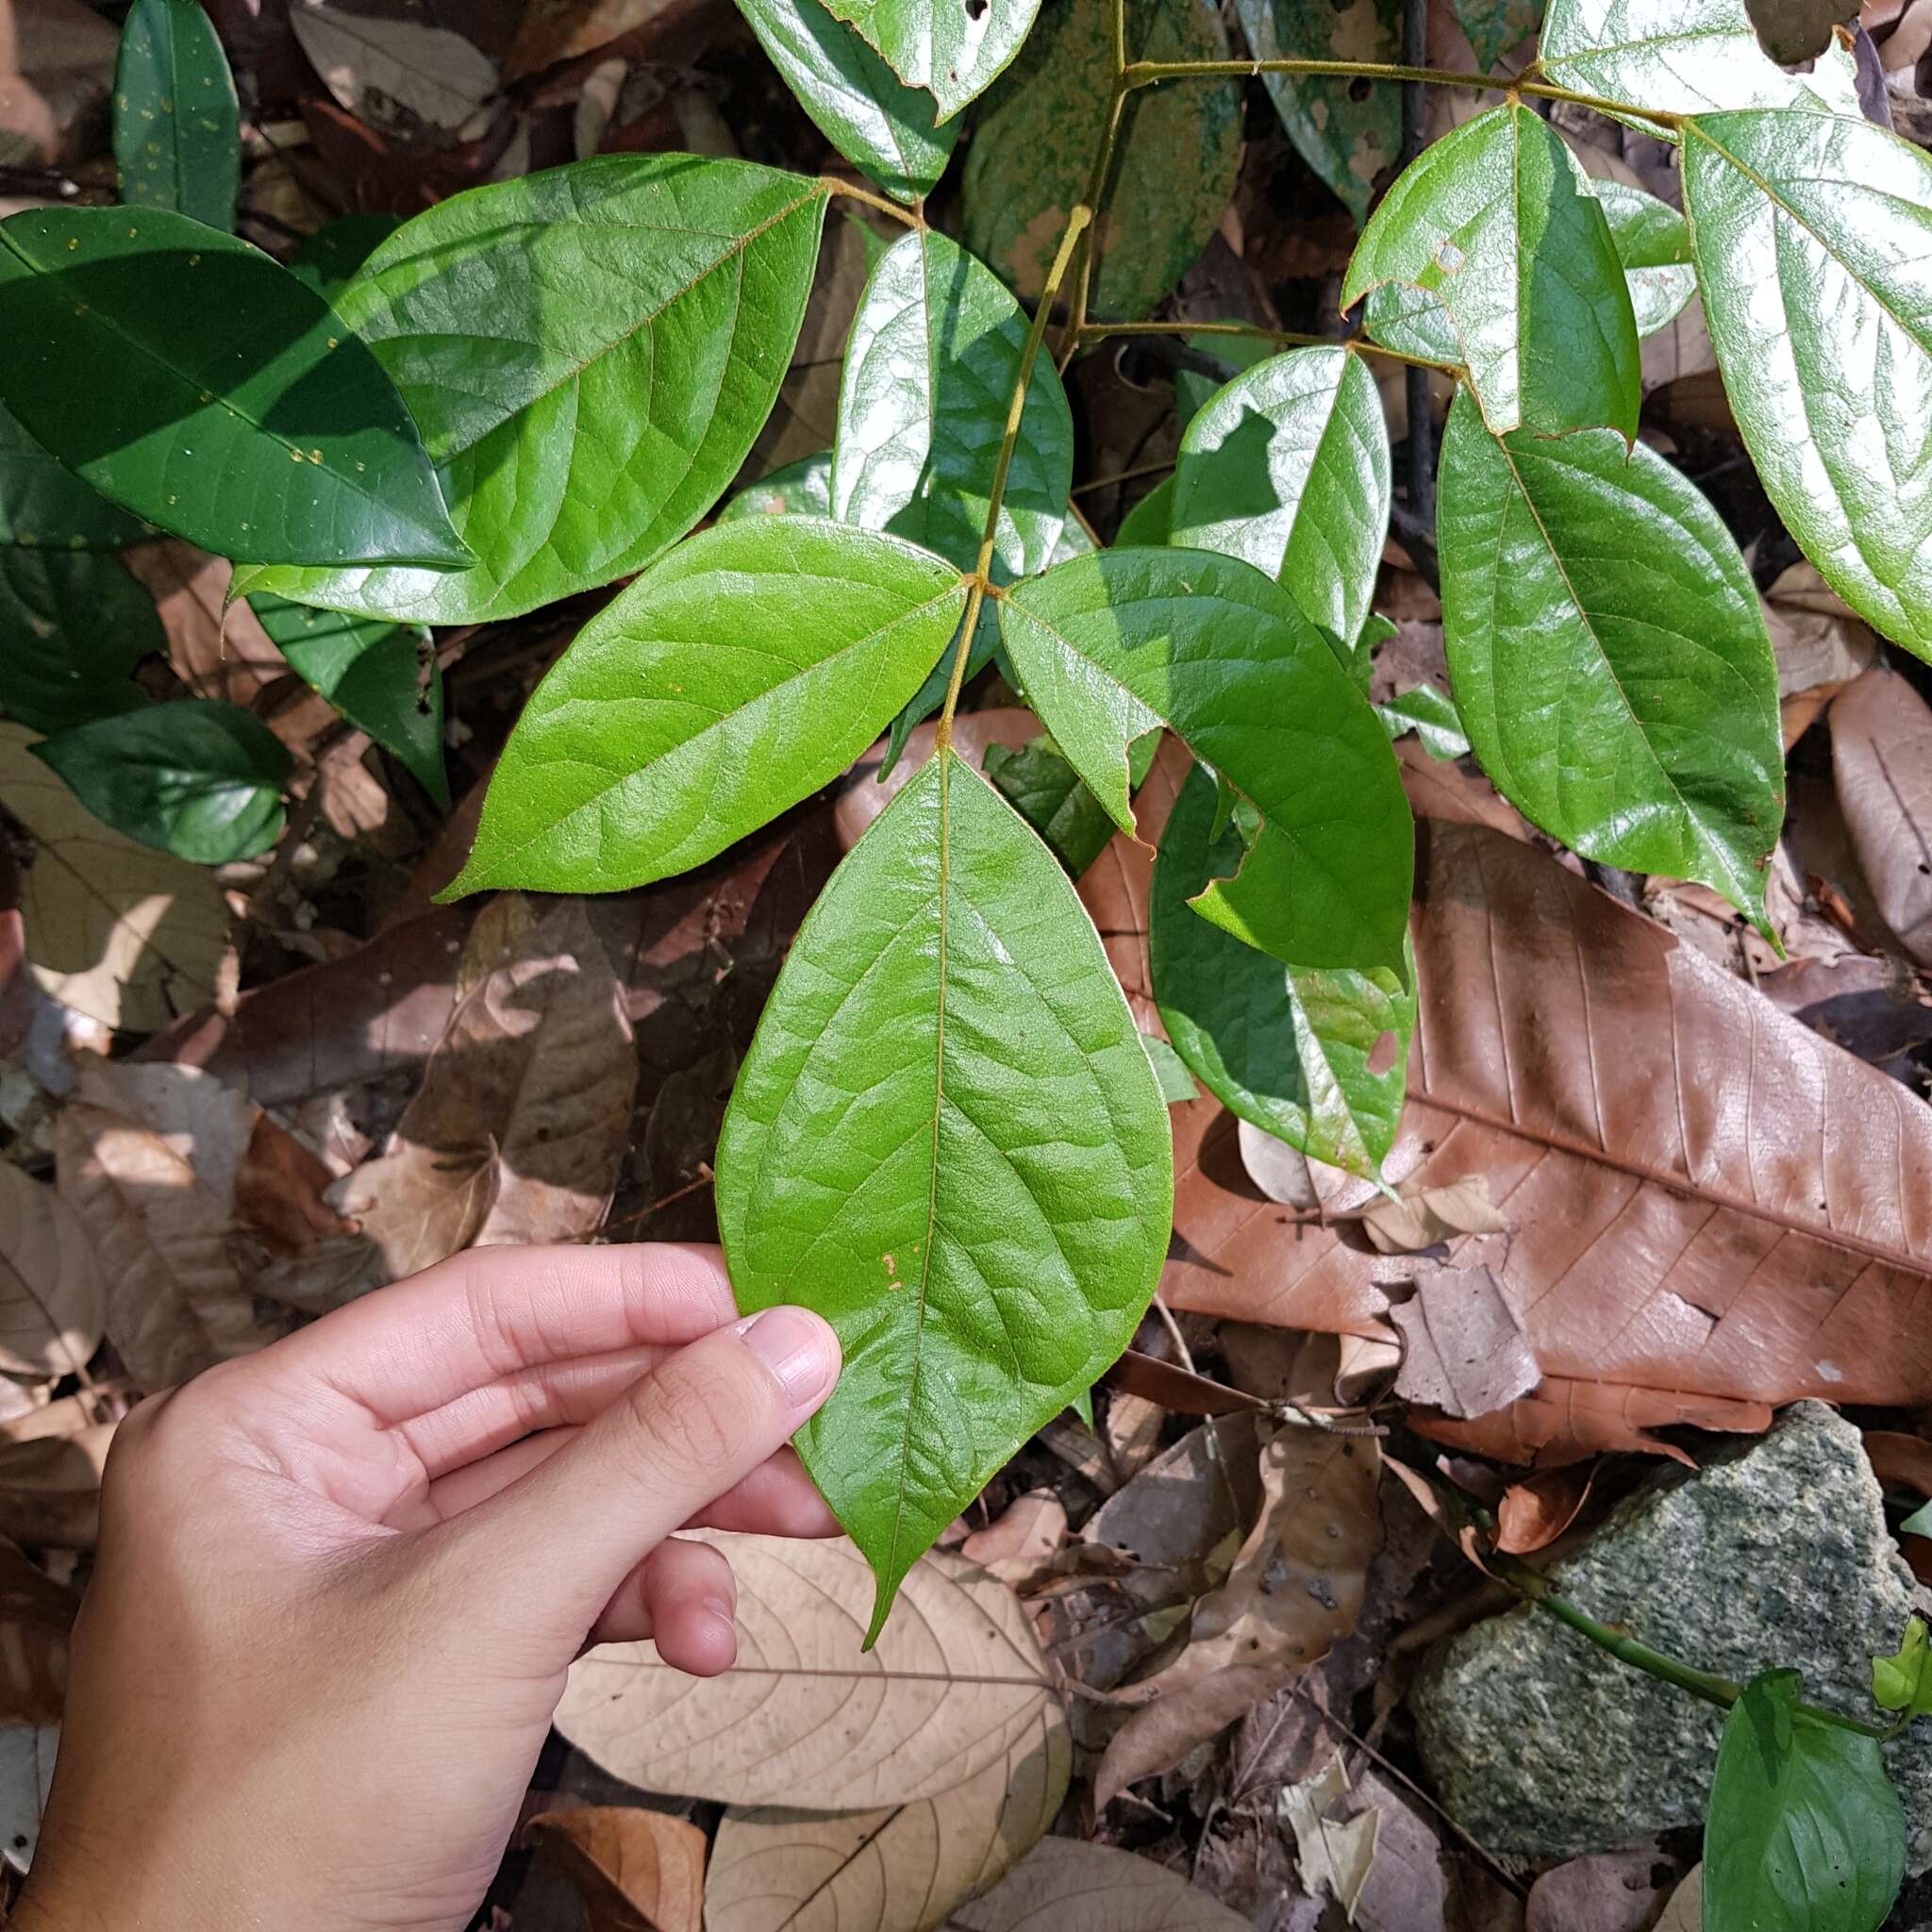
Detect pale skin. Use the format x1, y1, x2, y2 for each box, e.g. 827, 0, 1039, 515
8, 1242, 843, 1932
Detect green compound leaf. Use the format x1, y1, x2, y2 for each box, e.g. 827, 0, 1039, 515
1540, 0, 1861, 120
1341, 103, 1641, 441
1705, 1670, 1904, 1932
719, 450, 835, 522
1154, 761, 1412, 1177
1682, 109, 1932, 662
0, 208, 467, 570
238, 156, 827, 625
113, 0, 240, 232
33, 699, 291, 864
736, 0, 956, 202
0, 552, 160, 736
960, 0, 1241, 321
715, 747, 1173, 1641
1234, 0, 1401, 227
1436, 386, 1782, 927
983, 728, 1158, 879
834, 228, 1073, 579
248, 593, 446, 808
1170, 345, 1391, 655
1002, 547, 1414, 977
1873, 1616, 1932, 1721
817, 0, 1039, 120
445, 516, 967, 897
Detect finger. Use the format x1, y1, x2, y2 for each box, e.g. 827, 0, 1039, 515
267, 1243, 739, 1425
594, 1537, 739, 1670
430, 1307, 840, 1627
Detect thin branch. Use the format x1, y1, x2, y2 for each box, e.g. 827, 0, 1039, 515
818, 176, 924, 228
1075, 318, 1461, 377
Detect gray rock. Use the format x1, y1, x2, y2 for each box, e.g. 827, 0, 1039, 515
1411, 1402, 1932, 1871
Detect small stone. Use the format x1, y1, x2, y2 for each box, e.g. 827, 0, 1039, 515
1411, 1403, 1932, 1872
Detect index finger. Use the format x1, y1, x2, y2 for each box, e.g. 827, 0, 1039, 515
265, 1241, 741, 1425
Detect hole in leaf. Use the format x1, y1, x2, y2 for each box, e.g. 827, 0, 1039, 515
1348, 76, 1372, 102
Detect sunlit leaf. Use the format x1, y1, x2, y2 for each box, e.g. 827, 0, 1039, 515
818, 0, 1039, 119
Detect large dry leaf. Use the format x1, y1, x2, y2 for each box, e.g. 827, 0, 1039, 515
943, 1840, 1251, 1930
0, 722, 226, 1032
1831, 666, 1932, 968
290, 2, 499, 131
525, 1806, 705, 1932
0, 1537, 74, 1726
54, 1102, 281, 1390
555, 1535, 1062, 1809
0, 1164, 102, 1380
705, 1708, 1070, 1932
1093, 1427, 1380, 1808
1165, 818, 1932, 1463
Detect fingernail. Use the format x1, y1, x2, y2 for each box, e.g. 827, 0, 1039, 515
741, 1306, 840, 1407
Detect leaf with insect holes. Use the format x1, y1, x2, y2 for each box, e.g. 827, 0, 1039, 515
736, 0, 958, 203
447, 517, 967, 897
817, 0, 1039, 121
113, 0, 239, 230
0, 208, 466, 569
715, 750, 1172, 1640
33, 700, 291, 865
1170, 346, 1391, 656
1436, 385, 1783, 927
235, 156, 827, 625
1341, 103, 1640, 440
1704, 1669, 1904, 1932
1681, 109, 1932, 662
1001, 547, 1414, 977
1153, 763, 1413, 1177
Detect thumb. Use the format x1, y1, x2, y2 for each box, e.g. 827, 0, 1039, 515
433, 1305, 841, 1636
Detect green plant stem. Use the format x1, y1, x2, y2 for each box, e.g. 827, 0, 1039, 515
1075, 317, 1461, 377
935, 206, 1093, 749
1487, 1546, 1891, 1741
820, 177, 924, 228
1120, 56, 1681, 129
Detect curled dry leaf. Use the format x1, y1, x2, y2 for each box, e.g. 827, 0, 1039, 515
0, 1164, 103, 1381
1494, 1466, 1592, 1557
1360, 1177, 1507, 1257
1164, 818, 1932, 1465
705, 1709, 1069, 1932
525, 1806, 705, 1932
0, 1537, 75, 1726
946, 1839, 1252, 1931
958, 1492, 1069, 1591
1831, 666, 1932, 968
1093, 1426, 1380, 1809
1279, 1754, 1379, 1923
554, 1534, 1062, 1809
1389, 1263, 1539, 1421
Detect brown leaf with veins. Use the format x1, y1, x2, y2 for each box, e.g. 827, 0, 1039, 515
525, 1806, 705, 1932
1495, 1467, 1592, 1556
960, 1492, 1069, 1591
1390, 1264, 1538, 1420
1164, 818, 1932, 1463
1831, 666, 1932, 967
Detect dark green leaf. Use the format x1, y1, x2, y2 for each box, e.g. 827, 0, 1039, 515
1141, 1031, 1200, 1103
1873, 1617, 1932, 1721
1341, 103, 1641, 440
1375, 681, 1468, 760
1540, 0, 1861, 117
1705, 1670, 1903, 1932
248, 593, 446, 807
1170, 346, 1391, 654
1154, 762, 1412, 1174
238, 156, 828, 625
1002, 547, 1414, 975
0, 208, 466, 569
114, 0, 240, 232
715, 746, 1173, 1640
1234, 0, 1401, 227
1437, 386, 1782, 925
833, 228, 1073, 578
286, 214, 401, 302
0, 550, 159, 735
736, 0, 957, 202
960, 0, 1241, 320
445, 516, 967, 896
718, 450, 835, 522
1682, 109, 1932, 662
33, 699, 291, 864
0, 401, 148, 550
1174, 327, 1277, 432
1454, 0, 1541, 68
1114, 475, 1174, 546
982, 727, 1158, 878
818, 0, 1039, 120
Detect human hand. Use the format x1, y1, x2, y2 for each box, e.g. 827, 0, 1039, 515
10, 1242, 841, 1932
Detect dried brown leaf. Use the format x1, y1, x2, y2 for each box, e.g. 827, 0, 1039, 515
0, 1164, 102, 1380
1389, 1264, 1537, 1420
554, 1535, 1061, 1808
1105, 1349, 1275, 1420
0, 1537, 73, 1725
1524, 1844, 1682, 1932
291, 3, 499, 132
232, 1110, 354, 1257
1831, 665, 1932, 967
1362, 1179, 1508, 1257
525, 1806, 705, 1932
1166, 818, 1932, 1463
1279, 1755, 1379, 1922
503, 0, 712, 77
0, 1421, 113, 1547
946, 1840, 1251, 1931
1494, 1467, 1592, 1556
1862, 1427, 1932, 1501
958, 1492, 1069, 1591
